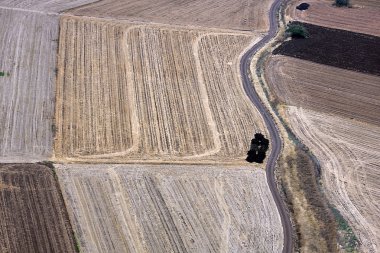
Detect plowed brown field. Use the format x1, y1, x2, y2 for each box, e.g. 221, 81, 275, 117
67, 0, 273, 31
265, 56, 380, 126
57, 164, 283, 253
0, 164, 76, 253
0, 9, 58, 162
287, 0, 380, 36
55, 16, 266, 164
286, 107, 380, 252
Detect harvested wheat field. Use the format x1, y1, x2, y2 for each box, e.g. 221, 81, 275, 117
286, 107, 380, 252
0, 9, 58, 162
0, 164, 76, 253
55, 16, 267, 163
66, 0, 273, 31
56, 164, 283, 253
287, 0, 380, 36
0, 0, 98, 13
265, 56, 380, 126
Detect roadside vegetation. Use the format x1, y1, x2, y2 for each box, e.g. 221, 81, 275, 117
277, 126, 338, 252
256, 50, 338, 252
331, 207, 359, 252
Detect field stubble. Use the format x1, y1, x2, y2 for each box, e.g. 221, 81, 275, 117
57, 164, 284, 253
55, 16, 267, 164
0, 0, 98, 13
0, 8, 58, 162
287, 0, 380, 36
66, 0, 273, 31
265, 56, 380, 126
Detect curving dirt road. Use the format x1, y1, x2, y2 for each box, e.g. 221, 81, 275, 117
239, 0, 293, 252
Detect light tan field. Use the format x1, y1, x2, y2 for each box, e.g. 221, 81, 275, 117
55, 16, 267, 164
287, 0, 380, 36
56, 164, 283, 253
286, 107, 380, 253
0, 9, 58, 162
265, 56, 380, 126
0, 0, 97, 13
67, 0, 273, 31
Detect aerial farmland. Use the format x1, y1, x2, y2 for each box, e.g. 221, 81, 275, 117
0, 0, 291, 252
261, 1, 380, 252
0, 0, 379, 252
56, 164, 283, 253
54, 16, 268, 163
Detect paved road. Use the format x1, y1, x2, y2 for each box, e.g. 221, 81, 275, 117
239, 0, 293, 252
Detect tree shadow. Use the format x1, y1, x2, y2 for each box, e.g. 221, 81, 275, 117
246, 133, 269, 164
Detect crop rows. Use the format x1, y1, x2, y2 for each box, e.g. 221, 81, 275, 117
57, 164, 283, 253
0, 164, 76, 253
286, 107, 380, 253
265, 56, 380, 126
0, 9, 58, 162
67, 0, 273, 31
55, 16, 266, 163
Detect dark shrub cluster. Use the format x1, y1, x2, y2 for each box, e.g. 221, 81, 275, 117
246, 133, 269, 163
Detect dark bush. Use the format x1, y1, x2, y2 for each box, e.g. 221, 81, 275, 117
286, 23, 309, 38
246, 133, 269, 163
335, 0, 349, 7
296, 3, 310, 10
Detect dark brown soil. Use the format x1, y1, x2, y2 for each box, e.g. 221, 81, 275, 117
274, 22, 380, 76
0, 164, 76, 253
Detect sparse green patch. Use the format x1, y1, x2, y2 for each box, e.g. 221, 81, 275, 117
0, 71, 10, 77
73, 233, 81, 253
331, 207, 359, 252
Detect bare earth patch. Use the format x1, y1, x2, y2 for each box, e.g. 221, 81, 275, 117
0, 164, 76, 253
56, 164, 284, 253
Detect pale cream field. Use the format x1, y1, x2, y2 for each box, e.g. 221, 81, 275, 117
0, 8, 58, 162
286, 107, 380, 253
67, 0, 273, 31
55, 16, 267, 164
0, 0, 97, 13
287, 0, 380, 36
56, 164, 283, 253
265, 56, 380, 126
